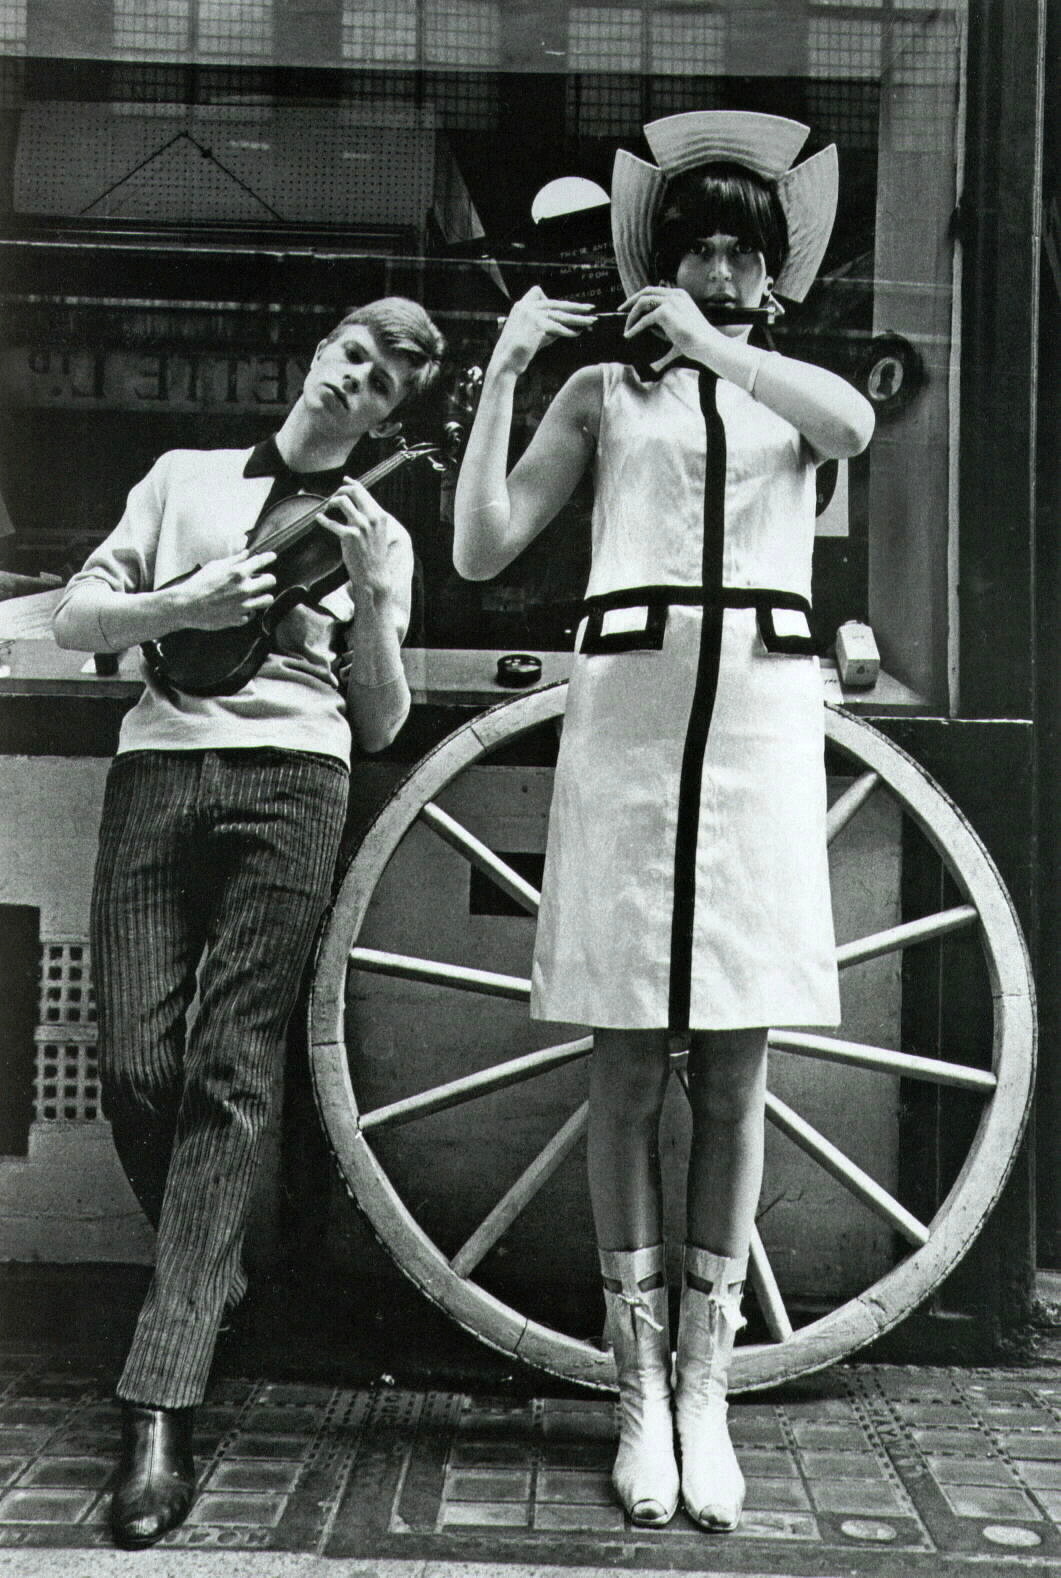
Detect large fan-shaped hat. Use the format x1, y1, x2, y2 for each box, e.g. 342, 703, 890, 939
611, 110, 838, 303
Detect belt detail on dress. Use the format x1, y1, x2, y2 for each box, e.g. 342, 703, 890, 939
578, 584, 821, 657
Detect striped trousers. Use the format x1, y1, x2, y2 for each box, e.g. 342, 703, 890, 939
91, 748, 349, 1409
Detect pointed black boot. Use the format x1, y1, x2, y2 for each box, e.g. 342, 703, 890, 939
110, 1403, 197, 1550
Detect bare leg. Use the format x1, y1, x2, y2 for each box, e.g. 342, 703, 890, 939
589, 1028, 678, 1525
587, 1028, 671, 1250
676, 1029, 768, 1532
685, 1028, 769, 1256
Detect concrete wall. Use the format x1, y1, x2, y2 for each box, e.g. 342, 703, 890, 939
0, 754, 154, 1262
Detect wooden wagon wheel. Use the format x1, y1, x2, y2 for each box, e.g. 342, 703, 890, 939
309, 686, 1035, 1392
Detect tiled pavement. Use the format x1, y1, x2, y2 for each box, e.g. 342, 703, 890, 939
0, 1355, 1060, 1575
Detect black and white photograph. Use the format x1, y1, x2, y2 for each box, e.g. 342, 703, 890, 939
0, 3, 1055, 1575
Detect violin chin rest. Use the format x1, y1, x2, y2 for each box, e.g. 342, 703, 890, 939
264, 586, 315, 630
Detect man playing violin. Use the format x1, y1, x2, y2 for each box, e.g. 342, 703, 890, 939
52, 297, 445, 1550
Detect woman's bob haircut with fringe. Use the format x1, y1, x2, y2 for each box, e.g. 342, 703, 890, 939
652, 163, 789, 286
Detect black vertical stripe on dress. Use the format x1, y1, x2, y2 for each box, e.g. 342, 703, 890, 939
668, 370, 728, 1032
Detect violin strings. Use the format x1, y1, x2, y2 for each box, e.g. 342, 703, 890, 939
253, 450, 415, 556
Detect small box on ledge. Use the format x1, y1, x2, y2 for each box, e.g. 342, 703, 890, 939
835, 621, 880, 689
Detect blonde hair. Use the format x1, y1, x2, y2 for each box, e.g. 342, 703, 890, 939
326, 298, 445, 404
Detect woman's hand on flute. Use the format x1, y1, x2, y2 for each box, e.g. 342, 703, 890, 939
492, 286, 596, 376
620, 285, 727, 363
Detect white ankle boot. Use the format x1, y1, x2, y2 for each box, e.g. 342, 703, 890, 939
599, 1243, 679, 1526
674, 1245, 748, 1531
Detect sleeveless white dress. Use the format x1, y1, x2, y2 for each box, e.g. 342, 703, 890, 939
530, 360, 840, 1031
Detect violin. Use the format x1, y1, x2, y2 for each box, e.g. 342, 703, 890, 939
142, 440, 444, 699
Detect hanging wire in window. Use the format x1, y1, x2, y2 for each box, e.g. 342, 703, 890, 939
77, 128, 283, 219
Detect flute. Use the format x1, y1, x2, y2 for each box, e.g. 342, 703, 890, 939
592, 304, 779, 326
494, 302, 780, 337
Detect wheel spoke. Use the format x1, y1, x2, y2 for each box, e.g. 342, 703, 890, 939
827, 771, 881, 844
309, 691, 1038, 1395
837, 904, 977, 968
748, 1225, 794, 1342
450, 1103, 589, 1278
765, 1091, 930, 1246
420, 801, 541, 915
350, 947, 530, 1001
769, 1030, 996, 1092
360, 1037, 594, 1132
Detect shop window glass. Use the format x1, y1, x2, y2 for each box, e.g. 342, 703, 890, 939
809, 17, 882, 77
567, 6, 643, 70
342, 1, 419, 64
0, 55, 24, 105
890, 15, 960, 153
199, 0, 273, 60
426, 71, 499, 128
0, 0, 976, 711
424, 1, 499, 68
0, 0, 26, 53
110, 63, 188, 107
114, 0, 191, 58
647, 72, 723, 118
649, 9, 725, 76
804, 78, 880, 151
338, 71, 420, 112
196, 65, 275, 112
566, 70, 642, 134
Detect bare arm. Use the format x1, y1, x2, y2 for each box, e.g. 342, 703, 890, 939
52, 551, 277, 652
622, 287, 875, 460
453, 287, 600, 581
53, 454, 280, 653
323, 481, 413, 754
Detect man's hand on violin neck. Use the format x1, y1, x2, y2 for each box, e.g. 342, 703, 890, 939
177, 549, 278, 631
317, 482, 400, 601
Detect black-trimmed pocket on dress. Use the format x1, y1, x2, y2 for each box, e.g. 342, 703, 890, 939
578, 603, 669, 656
755, 604, 820, 656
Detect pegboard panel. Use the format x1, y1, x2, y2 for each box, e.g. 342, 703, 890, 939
14, 103, 438, 225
